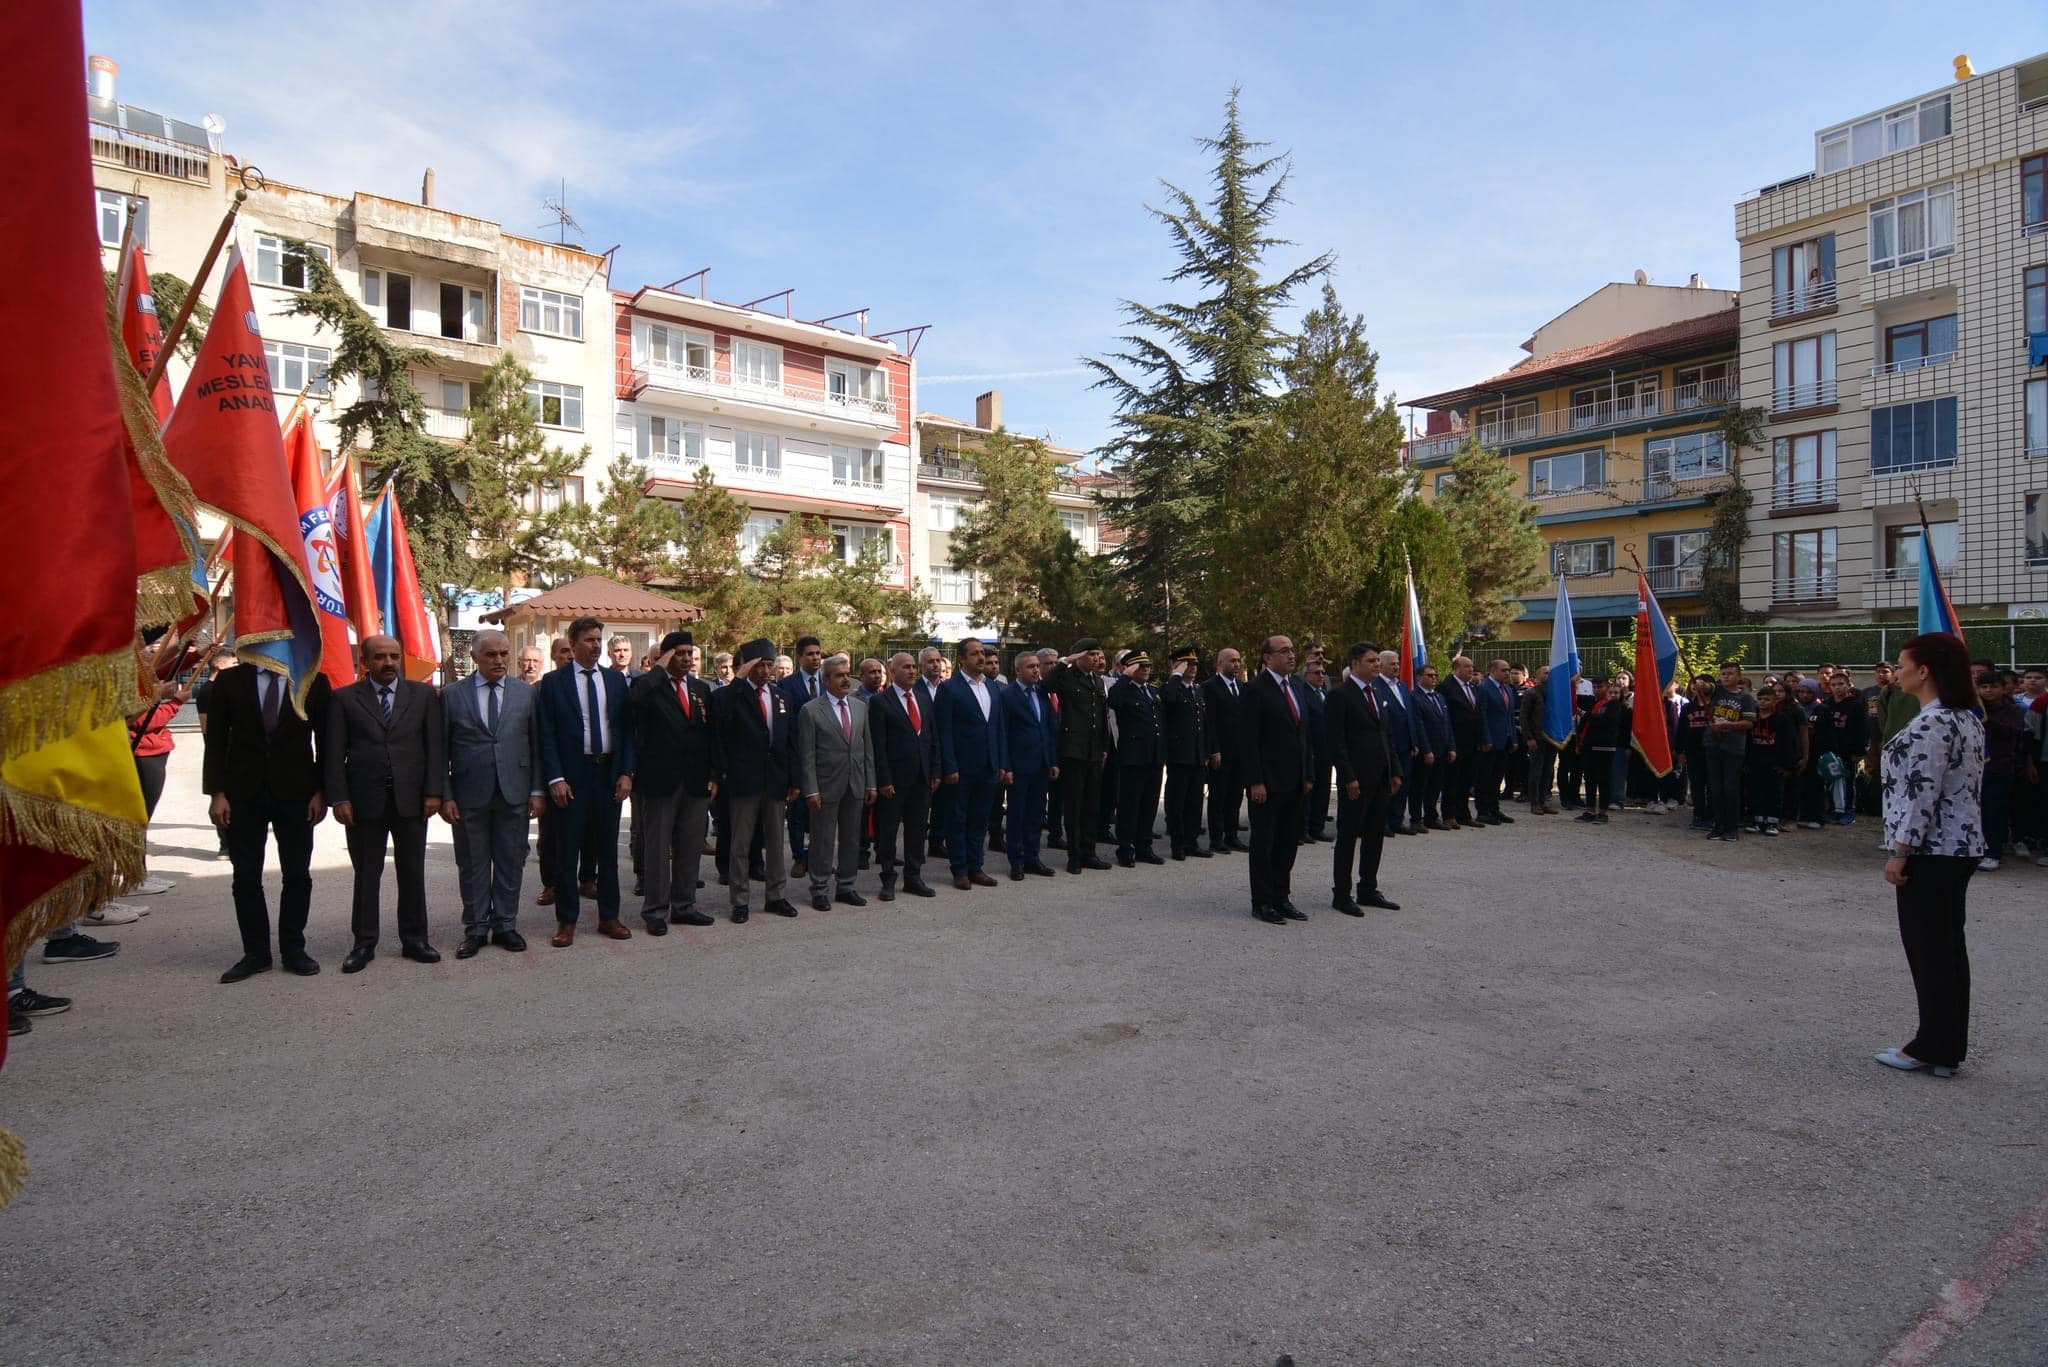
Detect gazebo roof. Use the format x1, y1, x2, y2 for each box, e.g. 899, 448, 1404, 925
480, 575, 703, 624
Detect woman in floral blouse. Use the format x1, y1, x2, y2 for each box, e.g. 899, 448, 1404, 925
1876, 632, 1985, 1078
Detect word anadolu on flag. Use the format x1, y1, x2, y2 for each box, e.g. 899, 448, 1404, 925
1630, 571, 1681, 777
1540, 572, 1581, 749
282, 410, 357, 686
364, 482, 441, 681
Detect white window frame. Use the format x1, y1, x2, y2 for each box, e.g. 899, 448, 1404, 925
637, 321, 712, 378
97, 189, 146, 249
831, 523, 896, 567
930, 566, 977, 602
732, 340, 782, 391
1057, 509, 1088, 544
825, 359, 889, 409
733, 429, 780, 477
262, 340, 331, 397
739, 513, 785, 561
830, 444, 885, 490
1772, 332, 1837, 411
528, 475, 585, 514
640, 415, 704, 466
523, 380, 583, 431
2028, 378, 2048, 459
1551, 538, 1614, 578
1869, 183, 1957, 272
1772, 431, 1839, 507
252, 234, 331, 291
1529, 447, 1604, 497
927, 493, 968, 531
519, 286, 583, 340
1818, 94, 1950, 173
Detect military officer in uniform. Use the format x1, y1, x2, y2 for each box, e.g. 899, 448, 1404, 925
1106, 649, 1166, 866
1160, 646, 1213, 860
1044, 638, 1112, 875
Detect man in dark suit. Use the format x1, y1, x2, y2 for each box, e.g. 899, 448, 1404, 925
998, 648, 1060, 880
1473, 658, 1520, 826
710, 638, 801, 922
935, 637, 1009, 890
1160, 646, 1212, 860
1440, 654, 1484, 827
327, 634, 445, 972
1300, 658, 1333, 843
1371, 652, 1418, 838
916, 646, 949, 861
623, 630, 721, 936
871, 650, 940, 900
1240, 635, 1311, 926
1330, 643, 1403, 917
1202, 646, 1249, 853
1411, 664, 1457, 828
442, 629, 544, 958
778, 634, 826, 877
1043, 639, 1111, 874
1106, 650, 1166, 866
204, 661, 332, 983
537, 615, 636, 946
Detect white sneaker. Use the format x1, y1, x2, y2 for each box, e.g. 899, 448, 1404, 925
1799, 821, 1822, 830
132, 874, 175, 896
84, 900, 142, 925
1978, 856, 2001, 872
2036, 855, 2048, 868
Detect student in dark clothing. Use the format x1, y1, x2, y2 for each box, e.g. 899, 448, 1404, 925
1575, 678, 1631, 823
1978, 669, 2023, 870
1820, 673, 1871, 824
1677, 676, 1714, 829
1745, 684, 1800, 835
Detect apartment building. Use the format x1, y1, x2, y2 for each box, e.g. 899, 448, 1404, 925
613, 283, 915, 590
1734, 52, 2048, 619
913, 390, 1102, 642
1404, 281, 1741, 639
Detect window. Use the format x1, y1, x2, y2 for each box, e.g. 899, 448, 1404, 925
739, 513, 785, 560
528, 476, 584, 514
1475, 399, 1536, 444
363, 269, 382, 309
639, 415, 703, 466
1818, 94, 1949, 173
826, 360, 890, 409
2026, 155, 2047, 236
1644, 430, 1729, 487
519, 286, 582, 340
252, 234, 330, 290
2027, 378, 2047, 458
1772, 432, 1838, 508
1883, 521, 1958, 578
1869, 184, 1956, 271
1772, 332, 1837, 411
1773, 528, 1838, 602
1883, 315, 1958, 370
1870, 398, 1958, 475
930, 566, 977, 601
1673, 360, 1730, 407
928, 493, 969, 531
639, 322, 710, 376
2028, 265, 2047, 339
383, 270, 413, 331
1529, 448, 1604, 497
1432, 471, 1456, 495
831, 444, 885, 489
523, 380, 583, 430
831, 523, 895, 566
1551, 539, 1613, 577
439, 282, 485, 342
732, 341, 780, 390
439, 379, 473, 415
1647, 531, 1708, 592
1570, 375, 1659, 428
262, 341, 331, 397
96, 189, 146, 248
733, 430, 780, 476
1771, 234, 1836, 315
2029, 494, 2048, 567
1058, 509, 1088, 543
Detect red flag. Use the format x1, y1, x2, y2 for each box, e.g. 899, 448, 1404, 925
161, 245, 324, 712
367, 483, 442, 681
283, 410, 356, 686
325, 454, 381, 645
113, 242, 173, 424
1630, 572, 1675, 777
112, 240, 207, 630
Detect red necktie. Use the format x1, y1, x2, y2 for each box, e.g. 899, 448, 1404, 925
906, 689, 921, 734
758, 683, 771, 731
1281, 678, 1300, 725
675, 678, 690, 719
838, 697, 852, 740
1365, 681, 1379, 716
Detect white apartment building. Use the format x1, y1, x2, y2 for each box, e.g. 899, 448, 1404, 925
1734, 52, 2048, 619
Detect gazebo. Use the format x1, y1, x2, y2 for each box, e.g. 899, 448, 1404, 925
481, 576, 704, 664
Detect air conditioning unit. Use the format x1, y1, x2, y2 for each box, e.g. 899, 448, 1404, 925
2008, 603, 2048, 619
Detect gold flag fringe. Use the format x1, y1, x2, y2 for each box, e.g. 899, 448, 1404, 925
0, 1124, 25, 1211
107, 291, 206, 631
0, 851, 133, 985
0, 648, 136, 766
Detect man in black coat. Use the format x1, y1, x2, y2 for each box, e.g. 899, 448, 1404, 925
1202, 646, 1250, 852
709, 638, 801, 923
1300, 658, 1333, 842
1043, 638, 1112, 874
1329, 643, 1403, 917
870, 649, 941, 900
1106, 649, 1166, 866
1159, 646, 1213, 860
1239, 635, 1312, 926
623, 631, 722, 934
203, 661, 332, 983
1439, 654, 1485, 826
326, 635, 446, 973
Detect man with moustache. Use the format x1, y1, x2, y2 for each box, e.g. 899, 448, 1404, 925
1160, 646, 1212, 860
1329, 643, 1402, 917
870, 651, 940, 900
1240, 635, 1312, 926
1043, 638, 1112, 875
623, 631, 720, 935
1203, 646, 1250, 853
442, 630, 545, 958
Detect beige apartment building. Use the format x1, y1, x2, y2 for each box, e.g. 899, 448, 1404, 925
1734, 52, 2048, 620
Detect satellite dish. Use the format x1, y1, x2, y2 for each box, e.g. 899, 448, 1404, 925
1633, 269, 1649, 285
202, 112, 225, 134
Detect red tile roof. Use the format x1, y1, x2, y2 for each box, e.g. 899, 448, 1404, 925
481, 575, 703, 624
1410, 307, 1738, 411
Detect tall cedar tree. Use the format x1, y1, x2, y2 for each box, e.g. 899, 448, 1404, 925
1362, 499, 1469, 661
952, 428, 1064, 644
830, 538, 932, 663
750, 516, 839, 646
569, 453, 685, 585
1433, 440, 1549, 638
1017, 533, 1138, 650
285, 249, 466, 618
669, 465, 761, 650
1208, 284, 1404, 649
463, 354, 589, 601
1087, 88, 1331, 645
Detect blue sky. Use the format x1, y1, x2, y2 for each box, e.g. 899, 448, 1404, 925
87, 1, 2048, 454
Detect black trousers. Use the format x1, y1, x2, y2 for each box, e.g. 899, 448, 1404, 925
537, 804, 559, 890
345, 798, 430, 947
1448, 742, 1478, 819
1061, 756, 1103, 864
1474, 748, 1505, 816
1305, 755, 1332, 837
1334, 782, 1389, 898
1115, 764, 1162, 857
1096, 755, 1118, 843
1247, 783, 1304, 908
1896, 855, 1974, 1068
1707, 748, 1745, 835
226, 796, 315, 961
1207, 766, 1244, 847
1164, 763, 1206, 851
928, 782, 952, 858
1045, 780, 1064, 843
1525, 745, 1555, 807
875, 781, 931, 885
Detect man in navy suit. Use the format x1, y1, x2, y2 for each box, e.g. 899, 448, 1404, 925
536, 615, 636, 947
935, 637, 1009, 890
1473, 657, 1520, 825
1411, 663, 1456, 828
1299, 658, 1332, 843
998, 648, 1060, 880
1372, 652, 1418, 838
778, 635, 826, 877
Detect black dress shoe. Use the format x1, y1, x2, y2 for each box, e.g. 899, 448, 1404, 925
1116, 853, 1137, 868
1009, 868, 1027, 881
732, 905, 751, 924
219, 955, 272, 984
836, 889, 866, 907
341, 944, 374, 974
633, 880, 644, 897
1170, 849, 1187, 861
401, 941, 441, 964
903, 879, 937, 898
811, 895, 832, 912
1278, 901, 1307, 921
1083, 856, 1113, 871
281, 951, 320, 976
644, 920, 670, 937
1066, 861, 1085, 875
879, 882, 896, 902
1331, 894, 1365, 917
1026, 862, 1057, 877
858, 851, 871, 870
1251, 904, 1286, 925
1046, 835, 1067, 849
1137, 850, 1165, 865
1494, 813, 1515, 824
1362, 892, 1402, 910
1189, 845, 1213, 858
768, 899, 800, 917
669, 910, 714, 927
492, 929, 528, 952
456, 934, 487, 959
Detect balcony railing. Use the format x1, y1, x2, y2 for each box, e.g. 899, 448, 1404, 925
1872, 559, 1955, 583
1771, 279, 1838, 318
918, 456, 980, 482
1771, 477, 1838, 510
421, 406, 470, 440
1413, 380, 1736, 461
1646, 564, 1706, 593
1871, 351, 1956, 378
1772, 574, 1839, 604
1771, 379, 1838, 413
89, 119, 210, 184
1870, 454, 1957, 477
634, 357, 895, 425
1527, 469, 1735, 517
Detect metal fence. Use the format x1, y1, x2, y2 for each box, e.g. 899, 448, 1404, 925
1484, 621, 2048, 676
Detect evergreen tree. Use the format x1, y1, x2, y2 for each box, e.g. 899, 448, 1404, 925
1017, 534, 1138, 650
952, 428, 1064, 644
669, 465, 761, 650
750, 516, 838, 646
830, 539, 933, 662
1359, 499, 1469, 659
1087, 88, 1332, 643
1433, 440, 1549, 638
461, 354, 589, 601
568, 453, 685, 585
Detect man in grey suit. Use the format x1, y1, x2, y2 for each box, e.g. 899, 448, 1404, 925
441, 630, 545, 959
797, 654, 877, 912
327, 635, 445, 972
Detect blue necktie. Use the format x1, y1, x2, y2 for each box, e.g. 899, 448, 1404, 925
486, 679, 500, 734
378, 685, 393, 722
583, 669, 603, 753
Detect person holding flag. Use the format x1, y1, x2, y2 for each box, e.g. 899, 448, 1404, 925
1539, 573, 1582, 757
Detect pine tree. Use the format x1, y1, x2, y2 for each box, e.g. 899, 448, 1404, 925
462, 354, 589, 602
751, 516, 838, 646
830, 539, 932, 662
952, 428, 1064, 644
1018, 534, 1137, 649
669, 465, 760, 650
568, 453, 684, 585
1087, 88, 1332, 644
1433, 440, 1549, 638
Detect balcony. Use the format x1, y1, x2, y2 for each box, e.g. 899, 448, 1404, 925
1770, 279, 1839, 322
1773, 574, 1839, 606
421, 406, 469, 441
1771, 379, 1838, 415
1646, 564, 1706, 594
1528, 469, 1736, 520
1412, 379, 1736, 463
918, 454, 980, 484
631, 358, 896, 434
1872, 351, 1955, 379
1770, 477, 1839, 513
1872, 559, 1955, 583
88, 103, 211, 184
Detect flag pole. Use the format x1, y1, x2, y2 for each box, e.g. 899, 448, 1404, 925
143, 169, 260, 395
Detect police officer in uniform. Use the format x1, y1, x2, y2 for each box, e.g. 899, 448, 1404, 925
1044, 638, 1111, 874
1107, 649, 1166, 866
1160, 646, 1213, 860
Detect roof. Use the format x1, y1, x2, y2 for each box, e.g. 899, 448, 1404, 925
1409, 307, 1738, 411
915, 410, 1086, 461
480, 575, 703, 624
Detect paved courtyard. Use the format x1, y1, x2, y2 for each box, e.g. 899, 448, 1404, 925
3, 745, 2045, 1366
